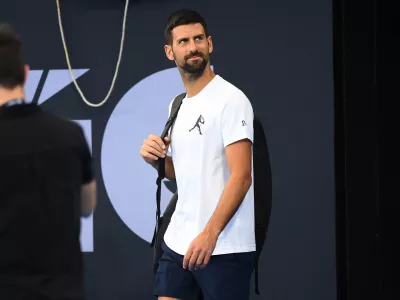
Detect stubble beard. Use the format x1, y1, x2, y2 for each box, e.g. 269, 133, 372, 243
178, 52, 209, 81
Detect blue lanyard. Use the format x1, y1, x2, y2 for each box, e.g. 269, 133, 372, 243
3, 98, 25, 107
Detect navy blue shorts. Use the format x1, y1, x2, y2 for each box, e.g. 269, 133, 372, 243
153, 241, 256, 300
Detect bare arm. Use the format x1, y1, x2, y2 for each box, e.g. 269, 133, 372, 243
76, 125, 96, 218
203, 139, 253, 237
81, 180, 97, 217
183, 138, 253, 270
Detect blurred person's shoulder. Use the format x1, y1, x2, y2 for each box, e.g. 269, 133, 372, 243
32, 106, 87, 143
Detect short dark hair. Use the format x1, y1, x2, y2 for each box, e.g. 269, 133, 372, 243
164, 9, 209, 44
0, 24, 25, 89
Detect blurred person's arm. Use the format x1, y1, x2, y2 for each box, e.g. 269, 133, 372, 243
77, 126, 97, 217
81, 180, 96, 217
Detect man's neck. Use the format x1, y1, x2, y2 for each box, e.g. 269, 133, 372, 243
182, 67, 216, 98
0, 87, 25, 106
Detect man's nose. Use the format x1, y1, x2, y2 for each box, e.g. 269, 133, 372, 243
188, 39, 197, 52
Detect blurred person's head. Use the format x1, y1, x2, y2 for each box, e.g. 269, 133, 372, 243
0, 24, 29, 105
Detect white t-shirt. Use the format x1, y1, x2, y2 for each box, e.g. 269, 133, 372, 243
163, 75, 256, 256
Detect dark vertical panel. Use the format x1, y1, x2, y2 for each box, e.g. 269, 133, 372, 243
378, 1, 399, 299
332, 0, 347, 298
333, 0, 380, 299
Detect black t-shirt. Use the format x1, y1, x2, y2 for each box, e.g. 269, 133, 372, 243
0, 103, 94, 300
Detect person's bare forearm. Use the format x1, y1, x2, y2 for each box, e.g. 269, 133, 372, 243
203, 174, 252, 237
151, 155, 176, 181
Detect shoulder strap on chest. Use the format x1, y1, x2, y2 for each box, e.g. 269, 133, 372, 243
160, 93, 186, 139
150, 93, 185, 248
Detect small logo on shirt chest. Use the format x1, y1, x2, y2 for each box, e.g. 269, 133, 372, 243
189, 115, 205, 135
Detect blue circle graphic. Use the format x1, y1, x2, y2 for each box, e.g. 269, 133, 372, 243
101, 67, 185, 243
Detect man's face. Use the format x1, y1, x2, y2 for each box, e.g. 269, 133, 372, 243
165, 23, 213, 78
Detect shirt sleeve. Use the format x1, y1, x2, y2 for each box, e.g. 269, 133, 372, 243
221, 92, 254, 148
77, 126, 94, 184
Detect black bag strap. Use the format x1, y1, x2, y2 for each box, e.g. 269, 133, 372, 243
150, 93, 186, 248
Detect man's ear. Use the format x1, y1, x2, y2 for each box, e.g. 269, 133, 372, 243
23, 64, 30, 85
207, 36, 213, 54
164, 45, 175, 61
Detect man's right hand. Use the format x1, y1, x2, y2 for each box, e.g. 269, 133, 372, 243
140, 134, 170, 166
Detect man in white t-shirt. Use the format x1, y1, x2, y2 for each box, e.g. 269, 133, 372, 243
140, 9, 256, 300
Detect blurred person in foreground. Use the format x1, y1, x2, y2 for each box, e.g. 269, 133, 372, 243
0, 24, 96, 300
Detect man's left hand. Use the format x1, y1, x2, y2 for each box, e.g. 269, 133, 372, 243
183, 231, 218, 271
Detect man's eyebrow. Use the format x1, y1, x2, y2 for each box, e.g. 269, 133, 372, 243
177, 34, 206, 42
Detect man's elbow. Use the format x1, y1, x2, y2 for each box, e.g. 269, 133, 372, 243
243, 174, 252, 191
232, 172, 252, 191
